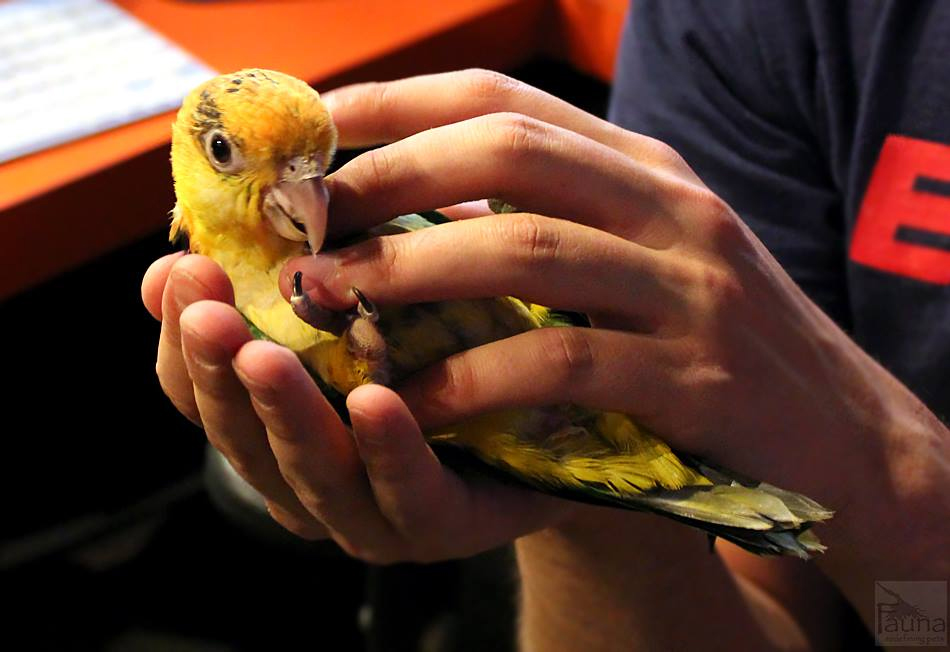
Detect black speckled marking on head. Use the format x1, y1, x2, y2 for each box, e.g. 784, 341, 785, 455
196, 91, 221, 120
192, 88, 224, 134
231, 77, 242, 85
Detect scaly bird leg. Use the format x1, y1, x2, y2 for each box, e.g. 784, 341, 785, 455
290, 271, 348, 335
347, 287, 390, 385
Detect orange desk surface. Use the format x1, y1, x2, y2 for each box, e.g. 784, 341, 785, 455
0, 0, 626, 300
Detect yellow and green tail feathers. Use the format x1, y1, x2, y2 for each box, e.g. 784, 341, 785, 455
429, 404, 831, 558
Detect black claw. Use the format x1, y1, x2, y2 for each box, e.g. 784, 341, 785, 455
292, 271, 305, 298
352, 287, 378, 322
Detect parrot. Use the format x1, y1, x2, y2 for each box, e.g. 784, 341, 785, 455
169, 69, 833, 558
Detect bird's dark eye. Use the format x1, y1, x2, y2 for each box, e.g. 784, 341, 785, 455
203, 130, 244, 173
210, 134, 231, 164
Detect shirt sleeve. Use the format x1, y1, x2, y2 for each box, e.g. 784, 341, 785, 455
608, 0, 850, 328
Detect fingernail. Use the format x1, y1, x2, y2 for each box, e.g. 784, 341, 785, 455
348, 405, 388, 452
172, 269, 211, 311
292, 254, 349, 305
182, 332, 232, 393
305, 253, 339, 280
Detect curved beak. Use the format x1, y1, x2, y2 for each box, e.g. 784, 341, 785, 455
263, 176, 329, 254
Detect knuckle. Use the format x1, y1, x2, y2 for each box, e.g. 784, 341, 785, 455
696, 265, 745, 311
693, 191, 748, 247
362, 146, 398, 192
372, 234, 402, 285
541, 328, 595, 391
341, 234, 403, 292
675, 360, 735, 431
680, 355, 730, 397
460, 68, 522, 103
487, 112, 546, 160
501, 214, 561, 265
642, 135, 685, 169
366, 80, 393, 115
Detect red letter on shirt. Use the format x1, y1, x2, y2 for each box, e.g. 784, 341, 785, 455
850, 135, 950, 285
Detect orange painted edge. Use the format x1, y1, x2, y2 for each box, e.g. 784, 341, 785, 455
546, 0, 628, 81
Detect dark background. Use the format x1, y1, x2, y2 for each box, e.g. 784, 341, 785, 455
0, 58, 608, 651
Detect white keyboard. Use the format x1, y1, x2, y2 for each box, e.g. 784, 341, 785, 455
0, 0, 216, 163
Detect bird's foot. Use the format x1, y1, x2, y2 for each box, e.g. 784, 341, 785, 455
346, 287, 390, 385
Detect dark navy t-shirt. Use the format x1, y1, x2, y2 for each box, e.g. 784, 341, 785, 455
609, 0, 949, 419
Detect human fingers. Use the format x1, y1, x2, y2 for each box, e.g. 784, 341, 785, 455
284, 213, 684, 332
348, 384, 569, 562
232, 340, 405, 559
325, 112, 687, 245
157, 255, 234, 425
180, 301, 328, 540
142, 252, 183, 320
396, 327, 684, 435
323, 70, 685, 174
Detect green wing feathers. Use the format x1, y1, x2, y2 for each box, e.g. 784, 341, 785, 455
430, 408, 832, 558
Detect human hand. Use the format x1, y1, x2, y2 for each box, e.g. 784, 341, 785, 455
142, 250, 569, 564
292, 69, 884, 497
286, 70, 948, 581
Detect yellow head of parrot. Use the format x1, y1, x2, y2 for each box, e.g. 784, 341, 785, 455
170, 69, 337, 257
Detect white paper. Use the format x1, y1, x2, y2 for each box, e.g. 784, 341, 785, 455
0, 0, 216, 163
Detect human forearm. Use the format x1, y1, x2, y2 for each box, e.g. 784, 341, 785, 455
516, 509, 809, 651
810, 370, 950, 628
